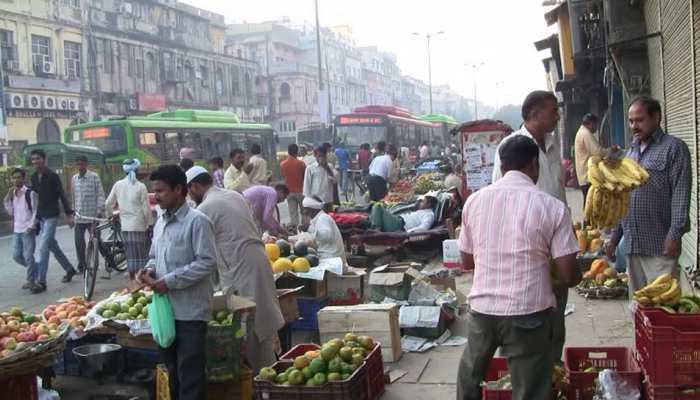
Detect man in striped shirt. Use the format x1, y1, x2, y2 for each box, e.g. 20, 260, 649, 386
71, 156, 105, 273
456, 136, 580, 400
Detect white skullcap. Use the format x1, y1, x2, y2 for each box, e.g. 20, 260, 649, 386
302, 197, 324, 210
185, 166, 209, 184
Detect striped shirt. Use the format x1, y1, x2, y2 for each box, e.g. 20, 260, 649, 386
459, 171, 579, 316
212, 169, 225, 188
72, 170, 105, 224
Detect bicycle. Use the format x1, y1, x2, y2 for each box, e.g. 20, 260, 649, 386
75, 213, 127, 300
344, 169, 368, 202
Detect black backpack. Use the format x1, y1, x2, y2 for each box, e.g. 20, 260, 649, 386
23, 188, 41, 234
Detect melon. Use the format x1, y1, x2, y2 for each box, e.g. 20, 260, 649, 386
306, 255, 320, 267
292, 257, 311, 273
276, 240, 292, 257
273, 258, 293, 273
294, 242, 309, 257
265, 243, 281, 261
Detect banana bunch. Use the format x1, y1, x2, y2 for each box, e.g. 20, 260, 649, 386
584, 156, 649, 229
633, 273, 681, 307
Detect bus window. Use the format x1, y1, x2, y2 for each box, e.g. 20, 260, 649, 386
164, 132, 180, 160
136, 130, 167, 161
68, 125, 127, 157
335, 125, 387, 149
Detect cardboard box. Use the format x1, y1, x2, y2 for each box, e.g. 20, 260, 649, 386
327, 269, 366, 306
318, 303, 402, 362
442, 239, 465, 269
368, 263, 422, 302
275, 272, 327, 298
277, 287, 302, 324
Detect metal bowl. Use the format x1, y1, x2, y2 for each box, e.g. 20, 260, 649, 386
72, 343, 123, 377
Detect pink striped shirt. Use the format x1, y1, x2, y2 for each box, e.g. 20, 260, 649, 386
459, 171, 578, 316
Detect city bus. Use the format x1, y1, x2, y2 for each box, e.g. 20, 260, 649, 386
333, 105, 438, 154
419, 114, 458, 148
64, 109, 276, 167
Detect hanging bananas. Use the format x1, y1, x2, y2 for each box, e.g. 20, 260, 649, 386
584, 156, 649, 229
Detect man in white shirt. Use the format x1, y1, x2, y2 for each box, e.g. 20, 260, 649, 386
4, 168, 38, 290
303, 147, 337, 206
248, 143, 270, 185
367, 141, 392, 201
224, 148, 252, 193
302, 196, 347, 263
419, 142, 430, 161
492, 91, 566, 205
370, 195, 437, 233
490, 90, 569, 363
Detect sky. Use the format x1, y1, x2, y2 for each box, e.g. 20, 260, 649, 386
182, 0, 555, 109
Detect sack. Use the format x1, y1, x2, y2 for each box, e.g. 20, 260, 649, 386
148, 293, 176, 348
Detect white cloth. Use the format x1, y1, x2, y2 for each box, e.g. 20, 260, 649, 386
105, 177, 153, 231
401, 209, 435, 233
302, 197, 324, 210
369, 154, 392, 179
309, 211, 347, 263
303, 163, 335, 204
185, 166, 209, 184
492, 126, 567, 204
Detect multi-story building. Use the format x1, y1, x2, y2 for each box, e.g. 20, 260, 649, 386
0, 0, 85, 151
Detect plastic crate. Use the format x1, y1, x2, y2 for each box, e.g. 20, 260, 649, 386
206, 316, 243, 382
481, 357, 558, 400
635, 306, 700, 387
253, 359, 368, 400
564, 347, 641, 400
289, 297, 329, 331
279, 342, 385, 400
125, 347, 162, 372
644, 381, 700, 400
156, 363, 253, 400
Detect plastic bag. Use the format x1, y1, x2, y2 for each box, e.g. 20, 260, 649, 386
594, 369, 640, 400
148, 293, 176, 348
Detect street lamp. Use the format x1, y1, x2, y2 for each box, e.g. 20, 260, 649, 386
468, 62, 485, 120
412, 31, 444, 114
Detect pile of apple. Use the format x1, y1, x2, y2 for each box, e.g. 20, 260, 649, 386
41, 296, 92, 334
0, 307, 61, 358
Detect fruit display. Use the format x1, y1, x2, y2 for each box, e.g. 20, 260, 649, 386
584, 155, 649, 229
95, 290, 152, 321
0, 307, 66, 359
574, 225, 603, 254
268, 239, 319, 274
208, 310, 236, 326
41, 296, 92, 334
414, 173, 444, 195
384, 178, 415, 204
632, 273, 700, 314
576, 259, 628, 299
484, 363, 568, 400
256, 333, 375, 386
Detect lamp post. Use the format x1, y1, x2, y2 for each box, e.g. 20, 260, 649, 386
469, 62, 485, 120
412, 31, 444, 114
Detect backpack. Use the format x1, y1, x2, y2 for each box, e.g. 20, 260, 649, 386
23, 188, 41, 234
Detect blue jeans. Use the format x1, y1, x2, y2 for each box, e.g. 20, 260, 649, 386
36, 217, 75, 285
338, 169, 348, 193
13, 232, 36, 282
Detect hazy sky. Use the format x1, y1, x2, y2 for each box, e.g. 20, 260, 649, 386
183, 0, 555, 108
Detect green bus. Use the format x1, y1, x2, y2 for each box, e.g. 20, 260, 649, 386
64, 109, 276, 166
419, 114, 458, 147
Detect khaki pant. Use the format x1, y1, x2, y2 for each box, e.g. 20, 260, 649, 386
456, 309, 554, 400
626, 255, 679, 294
286, 193, 305, 228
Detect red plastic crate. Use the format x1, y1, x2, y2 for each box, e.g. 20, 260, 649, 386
253, 359, 368, 400
564, 347, 641, 400
279, 342, 385, 400
481, 357, 559, 400
644, 381, 700, 400
635, 307, 700, 387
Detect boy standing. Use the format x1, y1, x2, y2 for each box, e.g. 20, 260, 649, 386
3, 168, 38, 290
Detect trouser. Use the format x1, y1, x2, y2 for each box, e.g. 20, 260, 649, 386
160, 320, 207, 400
626, 254, 679, 294
457, 309, 554, 400
13, 232, 36, 282
552, 287, 568, 362
338, 169, 348, 193
367, 175, 388, 202
36, 217, 75, 285
74, 223, 91, 272
580, 184, 590, 212
286, 193, 305, 227
246, 321, 277, 375
370, 204, 404, 232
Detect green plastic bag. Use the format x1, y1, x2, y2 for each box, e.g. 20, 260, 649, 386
148, 293, 176, 348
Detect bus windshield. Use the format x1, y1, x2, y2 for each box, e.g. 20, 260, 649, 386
67, 125, 127, 156
336, 125, 386, 148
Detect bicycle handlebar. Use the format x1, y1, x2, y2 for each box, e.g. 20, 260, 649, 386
74, 213, 111, 223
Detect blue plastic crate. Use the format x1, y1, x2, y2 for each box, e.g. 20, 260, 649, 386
125, 347, 162, 372
53, 334, 116, 376
289, 297, 328, 331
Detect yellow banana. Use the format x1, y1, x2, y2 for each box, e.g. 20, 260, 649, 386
639, 281, 673, 297
658, 279, 680, 304
587, 158, 605, 186
598, 161, 621, 184
621, 157, 649, 182
651, 273, 673, 286
584, 186, 595, 221
637, 296, 653, 306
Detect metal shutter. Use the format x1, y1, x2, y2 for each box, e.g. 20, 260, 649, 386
645, 0, 665, 103
663, 0, 697, 269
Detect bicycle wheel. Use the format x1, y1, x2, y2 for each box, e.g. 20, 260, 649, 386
345, 175, 356, 202
84, 238, 99, 301
111, 231, 128, 272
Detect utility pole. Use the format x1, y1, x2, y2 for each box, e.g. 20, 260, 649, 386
314, 0, 327, 126
469, 62, 485, 120
412, 31, 443, 115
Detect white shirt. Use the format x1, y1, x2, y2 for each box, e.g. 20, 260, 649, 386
420, 145, 429, 159
105, 177, 154, 231
248, 154, 269, 185
401, 209, 435, 233
492, 126, 567, 205
303, 163, 335, 204
369, 154, 392, 179
309, 211, 347, 263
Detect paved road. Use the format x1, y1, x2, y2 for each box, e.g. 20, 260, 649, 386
0, 226, 128, 313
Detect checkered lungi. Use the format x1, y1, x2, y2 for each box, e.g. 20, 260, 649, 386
122, 231, 151, 274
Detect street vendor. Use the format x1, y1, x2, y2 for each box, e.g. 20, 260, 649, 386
369, 194, 437, 233
243, 184, 290, 237
456, 135, 580, 400
185, 166, 285, 373
367, 141, 392, 201
302, 196, 347, 263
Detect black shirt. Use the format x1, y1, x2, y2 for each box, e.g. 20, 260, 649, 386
30, 169, 73, 219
